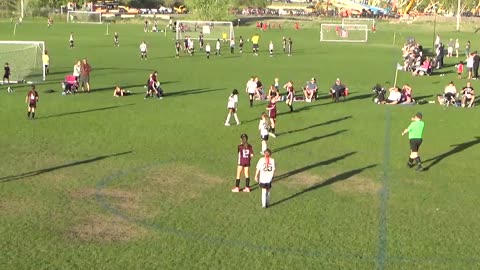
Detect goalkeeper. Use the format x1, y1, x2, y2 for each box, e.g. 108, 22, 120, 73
251, 33, 260, 56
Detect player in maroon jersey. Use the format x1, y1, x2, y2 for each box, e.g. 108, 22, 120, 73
25, 85, 39, 119
232, 133, 254, 193
266, 97, 278, 138
144, 71, 162, 99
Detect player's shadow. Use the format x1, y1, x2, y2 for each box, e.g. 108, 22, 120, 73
42, 103, 134, 119
274, 129, 347, 152
277, 116, 352, 136
0, 151, 132, 183
167, 87, 225, 97
270, 164, 377, 208
344, 93, 374, 102
422, 137, 480, 171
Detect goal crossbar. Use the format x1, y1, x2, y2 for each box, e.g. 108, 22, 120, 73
320, 24, 368, 43
67, 11, 103, 24
175, 20, 234, 41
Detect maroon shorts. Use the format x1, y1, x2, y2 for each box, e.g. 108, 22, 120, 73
29, 102, 36, 108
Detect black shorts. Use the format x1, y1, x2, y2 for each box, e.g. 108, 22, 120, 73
410, 138, 422, 152
249, 93, 255, 98
260, 134, 269, 141
29, 102, 37, 108
3, 74, 9, 79
259, 182, 271, 189
253, 44, 259, 49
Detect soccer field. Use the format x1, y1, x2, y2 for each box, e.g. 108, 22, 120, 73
0, 19, 479, 269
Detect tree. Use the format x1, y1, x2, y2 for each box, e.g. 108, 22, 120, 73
185, 0, 230, 20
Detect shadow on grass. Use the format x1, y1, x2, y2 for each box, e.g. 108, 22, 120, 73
415, 94, 434, 100
277, 116, 352, 136
0, 151, 132, 183
275, 129, 347, 153
423, 136, 480, 171
166, 87, 225, 97
42, 103, 135, 119
270, 164, 377, 207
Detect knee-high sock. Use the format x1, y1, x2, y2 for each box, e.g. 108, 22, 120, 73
225, 113, 231, 124
234, 113, 239, 124
261, 189, 267, 207
266, 190, 270, 206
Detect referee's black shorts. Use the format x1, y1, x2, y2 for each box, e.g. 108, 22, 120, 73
410, 138, 423, 152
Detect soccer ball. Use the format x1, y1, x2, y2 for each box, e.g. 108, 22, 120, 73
247, 39, 250, 42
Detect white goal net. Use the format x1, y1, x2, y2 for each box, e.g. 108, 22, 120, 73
67, 11, 103, 24
320, 24, 368, 43
175, 21, 234, 41
0, 41, 45, 82
342, 18, 375, 31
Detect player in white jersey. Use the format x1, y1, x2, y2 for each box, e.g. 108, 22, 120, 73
269, 41, 274, 57
139, 41, 148, 60
205, 43, 211, 59
225, 89, 240, 126
246, 76, 257, 107
255, 149, 275, 208
258, 112, 270, 154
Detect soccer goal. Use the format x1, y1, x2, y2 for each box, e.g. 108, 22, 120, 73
67, 11, 103, 24
342, 18, 375, 31
0, 41, 45, 82
175, 21, 234, 41
320, 24, 368, 43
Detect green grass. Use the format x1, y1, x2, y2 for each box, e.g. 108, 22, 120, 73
0, 19, 480, 270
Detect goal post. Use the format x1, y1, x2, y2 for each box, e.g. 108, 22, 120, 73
0, 41, 46, 82
342, 18, 375, 30
175, 21, 234, 41
67, 11, 103, 24
320, 24, 368, 43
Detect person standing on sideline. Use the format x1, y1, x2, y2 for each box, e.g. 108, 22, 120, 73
232, 133, 254, 193
225, 89, 240, 126
454, 38, 460, 57
282, 37, 287, 53
205, 43, 211, 59
287, 37, 293, 56
3, 62, 11, 84
114, 32, 119, 47
73, 60, 81, 82
139, 41, 148, 60
246, 76, 257, 107
80, 58, 92, 93
69, 32, 74, 48
402, 112, 425, 171
215, 39, 221, 56
25, 85, 39, 119
251, 33, 260, 56
255, 149, 275, 208
473, 51, 480, 79
259, 112, 270, 154
175, 40, 181, 58
42, 50, 49, 75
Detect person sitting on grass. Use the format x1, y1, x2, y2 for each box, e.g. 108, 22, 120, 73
384, 86, 402, 105
461, 81, 475, 107
113, 86, 131, 97
412, 57, 431, 76
401, 84, 414, 103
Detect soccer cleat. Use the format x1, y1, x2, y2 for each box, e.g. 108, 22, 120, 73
269, 132, 277, 138
231, 187, 240, 192
407, 162, 414, 168
236, 122, 241, 125
224, 123, 230, 126
243, 187, 251, 193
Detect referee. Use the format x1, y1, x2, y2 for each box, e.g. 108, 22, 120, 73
402, 112, 425, 171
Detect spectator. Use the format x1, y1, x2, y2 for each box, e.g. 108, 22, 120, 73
385, 86, 402, 105
461, 82, 475, 107
304, 78, 318, 102
466, 53, 474, 79
401, 84, 413, 103
330, 78, 348, 102
80, 58, 92, 93
437, 81, 457, 105
73, 60, 81, 82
